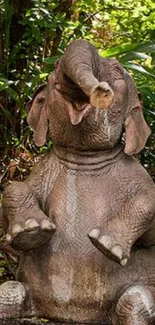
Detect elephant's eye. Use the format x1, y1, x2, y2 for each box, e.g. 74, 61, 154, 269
37, 97, 45, 104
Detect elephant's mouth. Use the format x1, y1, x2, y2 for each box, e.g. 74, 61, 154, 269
54, 82, 93, 125
66, 101, 92, 125
66, 99, 113, 126
74, 102, 91, 111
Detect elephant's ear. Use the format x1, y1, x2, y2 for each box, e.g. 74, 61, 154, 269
124, 73, 151, 155
27, 84, 48, 147
124, 103, 151, 155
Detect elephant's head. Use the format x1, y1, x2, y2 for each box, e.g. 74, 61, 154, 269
27, 40, 151, 155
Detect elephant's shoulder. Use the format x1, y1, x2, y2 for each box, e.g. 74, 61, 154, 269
26, 149, 61, 187
117, 154, 154, 187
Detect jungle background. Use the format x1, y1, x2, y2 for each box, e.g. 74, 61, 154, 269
0, 0, 155, 282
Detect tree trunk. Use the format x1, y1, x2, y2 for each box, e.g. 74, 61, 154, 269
0, 12, 4, 65
50, 0, 76, 56
10, 0, 32, 73
8, 0, 32, 139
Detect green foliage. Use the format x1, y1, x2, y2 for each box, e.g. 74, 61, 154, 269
0, 0, 155, 283
0, 0, 155, 173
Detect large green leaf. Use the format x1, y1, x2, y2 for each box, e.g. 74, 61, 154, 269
136, 42, 155, 53
100, 42, 155, 58
119, 52, 150, 63
123, 63, 155, 79
0, 80, 22, 104
44, 56, 60, 65
100, 43, 139, 57
139, 86, 155, 103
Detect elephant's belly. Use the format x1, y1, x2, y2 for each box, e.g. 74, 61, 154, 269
36, 169, 117, 321
47, 211, 109, 320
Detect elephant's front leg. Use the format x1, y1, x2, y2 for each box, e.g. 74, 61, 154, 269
2, 181, 56, 250
88, 191, 155, 266
112, 285, 155, 325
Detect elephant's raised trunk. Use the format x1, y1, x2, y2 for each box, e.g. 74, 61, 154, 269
57, 39, 114, 110
59, 40, 99, 95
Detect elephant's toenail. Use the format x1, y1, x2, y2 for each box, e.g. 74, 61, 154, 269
41, 219, 55, 230
111, 245, 123, 260
120, 258, 128, 267
12, 224, 23, 236
25, 219, 39, 229
88, 228, 100, 239
98, 235, 112, 250
6, 234, 12, 243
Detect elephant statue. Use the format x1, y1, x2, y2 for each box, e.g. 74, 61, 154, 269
1, 39, 155, 325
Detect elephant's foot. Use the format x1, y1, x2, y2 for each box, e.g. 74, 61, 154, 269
0, 281, 32, 319
6, 217, 56, 250
90, 82, 114, 109
113, 285, 155, 325
88, 228, 130, 266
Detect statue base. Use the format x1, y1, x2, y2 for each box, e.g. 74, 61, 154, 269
0, 319, 112, 325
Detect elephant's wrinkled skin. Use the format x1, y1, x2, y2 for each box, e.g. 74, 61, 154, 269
1, 40, 155, 325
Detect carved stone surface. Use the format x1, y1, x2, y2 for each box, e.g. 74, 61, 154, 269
1, 39, 155, 325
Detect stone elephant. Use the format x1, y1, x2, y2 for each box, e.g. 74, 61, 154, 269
1, 39, 155, 325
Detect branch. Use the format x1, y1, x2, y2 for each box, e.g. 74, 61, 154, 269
84, 4, 133, 23
0, 242, 20, 259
